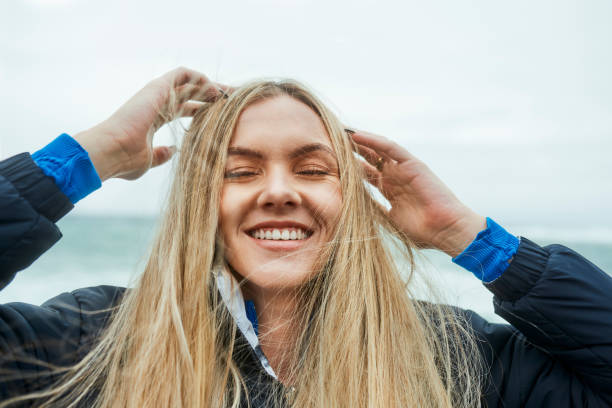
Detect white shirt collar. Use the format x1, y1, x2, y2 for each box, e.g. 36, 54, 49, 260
213, 264, 277, 378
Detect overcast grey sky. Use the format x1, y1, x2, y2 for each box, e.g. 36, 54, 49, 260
2, 0, 611, 229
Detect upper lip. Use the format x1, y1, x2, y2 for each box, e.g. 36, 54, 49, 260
245, 221, 315, 233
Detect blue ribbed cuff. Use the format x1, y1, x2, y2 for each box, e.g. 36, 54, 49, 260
31, 133, 102, 204
452, 217, 520, 283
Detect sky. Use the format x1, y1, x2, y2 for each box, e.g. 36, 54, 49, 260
1, 0, 611, 229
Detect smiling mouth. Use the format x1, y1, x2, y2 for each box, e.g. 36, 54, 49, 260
247, 228, 314, 241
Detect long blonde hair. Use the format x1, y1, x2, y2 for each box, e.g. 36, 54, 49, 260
4, 80, 483, 407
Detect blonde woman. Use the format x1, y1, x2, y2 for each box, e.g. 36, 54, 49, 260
0, 67, 610, 407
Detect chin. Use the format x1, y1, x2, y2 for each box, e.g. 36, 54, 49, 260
229, 259, 315, 292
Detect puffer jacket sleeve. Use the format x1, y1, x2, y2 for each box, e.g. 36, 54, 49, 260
468, 237, 612, 407
0, 152, 122, 400
0, 153, 73, 289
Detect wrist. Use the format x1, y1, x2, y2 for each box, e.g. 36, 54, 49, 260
435, 211, 487, 258
73, 124, 127, 182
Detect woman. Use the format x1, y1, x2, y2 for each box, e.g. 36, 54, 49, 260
0, 67, 610, 407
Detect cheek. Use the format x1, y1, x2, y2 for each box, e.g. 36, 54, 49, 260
219, 186, 242, 243
219, 188, 244, 271
219, 185, 258, 252
310, 182, 343, 225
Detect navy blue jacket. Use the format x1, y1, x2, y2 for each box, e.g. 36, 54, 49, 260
1, 153, 611, 407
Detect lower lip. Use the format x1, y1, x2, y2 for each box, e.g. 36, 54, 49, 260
245, 232, 312, 251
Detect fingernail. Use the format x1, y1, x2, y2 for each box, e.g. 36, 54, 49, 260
344, 128, 355, 135
217, 86, 229, 99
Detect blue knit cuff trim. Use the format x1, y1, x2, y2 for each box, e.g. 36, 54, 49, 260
31, 133, 102, 204
451, 217, 520, 283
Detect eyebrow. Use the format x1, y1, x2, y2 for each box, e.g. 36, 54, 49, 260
227, 143, 335, 160
227, 146, 263, 159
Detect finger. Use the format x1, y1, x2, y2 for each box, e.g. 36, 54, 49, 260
193, 82, 231, 102
359, 159, 383, 186
359, 161, 393, 214
355, 143, 378, 163
215, 82, 236, 95
350, 130, 413, 163
354, 143, 392, 170
176, 82, 225, 103
167, 67, 209, 88
211, 82, 237, 100
152, 145, 176, 167
164, 66, 231, 101
216, 83, 236, 96
191, 81, 234, 101
152, 101, 206, 133
177, 101, 205, 117
155, 68, 232, 108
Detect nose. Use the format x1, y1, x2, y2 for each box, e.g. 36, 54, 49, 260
256, 166, 302, 210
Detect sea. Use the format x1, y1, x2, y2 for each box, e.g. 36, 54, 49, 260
2, 216, 611, 324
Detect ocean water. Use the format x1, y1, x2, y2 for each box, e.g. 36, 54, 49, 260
1, 216, 611, 324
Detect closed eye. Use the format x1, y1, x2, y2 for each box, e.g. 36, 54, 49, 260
298, 169, 329, 175
224, 171, 258, 179
224, 165, 333, 179
297, 164, 332, 176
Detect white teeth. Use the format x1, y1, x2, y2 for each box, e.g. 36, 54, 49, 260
250, 228, 310, 240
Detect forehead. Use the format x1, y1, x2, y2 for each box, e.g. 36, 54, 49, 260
231, 95, 331, 151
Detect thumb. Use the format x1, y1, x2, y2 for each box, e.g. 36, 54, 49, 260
152, 145, 177, 167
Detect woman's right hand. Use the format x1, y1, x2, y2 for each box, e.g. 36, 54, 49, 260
73, 67, 231, 181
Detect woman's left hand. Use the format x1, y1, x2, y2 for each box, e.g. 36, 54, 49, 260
349, 129, 486, 258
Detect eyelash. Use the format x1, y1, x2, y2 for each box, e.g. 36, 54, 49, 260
299, 169, 329, 175
224, 171, 257, 179
224, 168, 329, 179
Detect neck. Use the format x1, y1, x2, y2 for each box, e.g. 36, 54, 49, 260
242, 283, 300, 385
